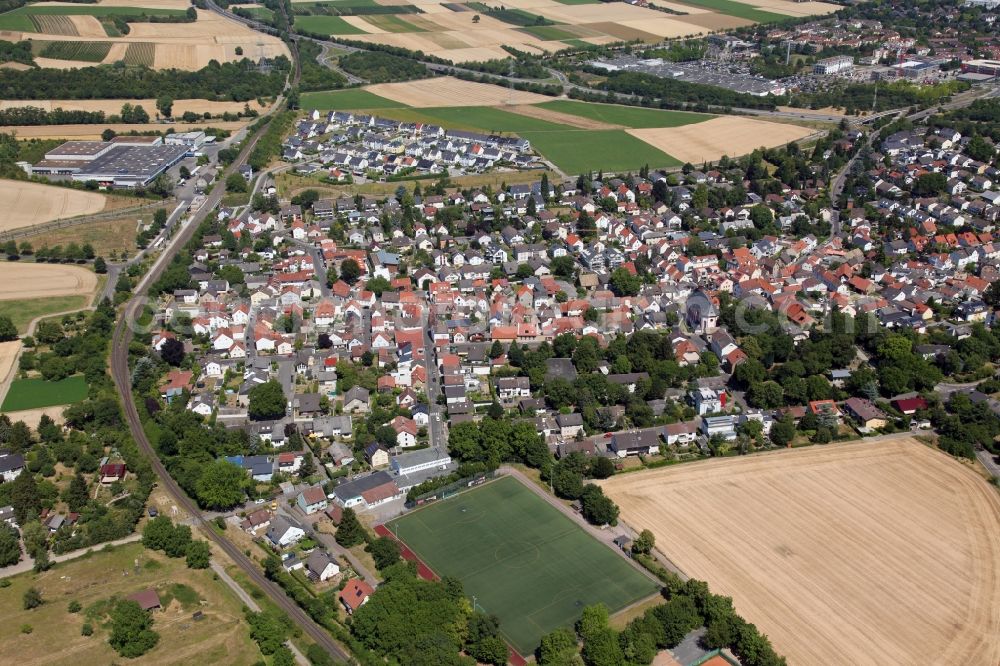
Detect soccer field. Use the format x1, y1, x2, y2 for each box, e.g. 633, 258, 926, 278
387, 476, 660, 655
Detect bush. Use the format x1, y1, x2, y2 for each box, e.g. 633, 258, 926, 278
81, 623, 94, 636
68, 600, 82, 613
20, 624, 32, 634
23, 587, 43, 610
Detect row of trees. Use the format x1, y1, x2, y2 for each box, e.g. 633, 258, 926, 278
142, 516, 210, 568
0, 57, 291, 101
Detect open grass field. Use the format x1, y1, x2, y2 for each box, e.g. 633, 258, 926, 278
19, 216, 140, 260
0, 180, 106, 229
538, 100, 712, 129
4, 120, 249, 140
0, 4, 186, 32
601, 437, 1000, 666
387, 476, 659, 655
0, 263, 98, 301
0, 541, 262, 665
523, 128, 680, 173
671, 0, 788, 22
0, 294, 90, 333
2, 374, 89, 410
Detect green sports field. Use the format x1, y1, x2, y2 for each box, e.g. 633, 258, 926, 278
388, 476, 659, 655
2, 375, 88, 411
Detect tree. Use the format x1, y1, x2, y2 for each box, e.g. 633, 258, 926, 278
335, 507, 366, 547
10, 471, 41, 525
196, 460, 249, 510
248, 380, 286, 420
466, 612, 506, 665
582, 627, 625, 666
609, 268, 640, 297
632, 529, 655, 555
0, 315, 16, 341
226, 172, 248, 193
577, 603, 609, 640
580, 485, 619, 526
589, 456, 615, 480
912, 172, 947, 197
93, 256, 107, 274
185, 540, 210, 569
366, 536, 400, 570
306, 644, 336, 666
63, 473, 89, 512
539, 627, 578, 664
156, 95, 173, 118
109, 599, 160, 658
143, 515, 175, 551
325, 264, 338, 287
769, 415, 795, 446
160, 337, 185, 366
0, 524, 20, 567
23, 587, 42, 610
340, 259, 361, 284
653, 595, 701, 647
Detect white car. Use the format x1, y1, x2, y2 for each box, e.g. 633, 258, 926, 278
254, 498, 266, 505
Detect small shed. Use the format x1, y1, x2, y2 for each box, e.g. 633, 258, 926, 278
128, 588, 162, 612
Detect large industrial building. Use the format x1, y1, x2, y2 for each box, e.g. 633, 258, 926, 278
961, 59, 1000, 77
31, 136, 187, 188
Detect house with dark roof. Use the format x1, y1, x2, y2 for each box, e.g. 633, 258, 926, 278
305, 550, 341, 582
610, 428, 662, 457
0, 452, 24, 482
843, 397, 888, 429
128, 588, 161, 611
332, 470, 400, 509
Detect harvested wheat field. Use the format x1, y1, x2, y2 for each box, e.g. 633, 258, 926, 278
0, 180, 106, 229
0, 98, 266, 115
366, 76, 551, 107
0, 263, 97, 301
0, 406, 65, 428
601, 437, 1000, 666
627, 116, 813, 163
6, 120, 248, 139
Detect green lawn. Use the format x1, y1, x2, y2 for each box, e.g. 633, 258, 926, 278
521, 129, 680, 174
2, 375, 89, 411
388, 476, 659, 655
0, 294, 89, 333
295, 14, 369, 34
518, 24, 580, 41
242, 5, 275, 21
301, 88, 405, 109
413, 106, 571, 132
561, 38, 591, 48
673, 0, 788, 22
538, 99, 712, 129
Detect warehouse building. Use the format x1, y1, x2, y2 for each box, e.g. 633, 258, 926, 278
813, 56, 854, 75
30, 140, 187, 188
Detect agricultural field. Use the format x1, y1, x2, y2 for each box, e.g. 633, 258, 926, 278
4, 120, 249, 140
34, 40, 114, 62
2, 375, 89, 410
0, 263, 98, 301
387, 476, 659, 656
627, 115, 815, 163
296, 0, 840, 62
601, 437, 1000, 666
0, 541, 263, 665
0, 180, 106, 230
0, 0, 288, 70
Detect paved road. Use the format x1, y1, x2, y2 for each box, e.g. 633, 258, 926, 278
976, 449, 1000, 478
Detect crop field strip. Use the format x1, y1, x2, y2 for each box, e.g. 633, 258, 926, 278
388, 476, 659, 655
122, 41, 156, 66
296, 14, 371, 32
672, 0, 788, 22
37, 40, 114, 63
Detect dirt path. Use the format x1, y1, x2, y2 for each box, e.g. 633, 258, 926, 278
503, 104, 623, 130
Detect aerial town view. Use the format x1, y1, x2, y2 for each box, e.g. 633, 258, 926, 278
0, 0, 999, 663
